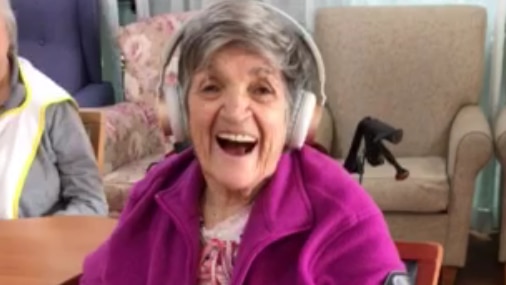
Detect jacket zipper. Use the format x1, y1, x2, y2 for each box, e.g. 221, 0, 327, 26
231, 229, 307, 285
156, 199, 199, 285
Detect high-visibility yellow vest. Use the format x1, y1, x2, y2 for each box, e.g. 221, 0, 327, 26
0, 57, 76, 219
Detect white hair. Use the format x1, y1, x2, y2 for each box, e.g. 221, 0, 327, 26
177, 0, 318, 110
0, 0, 16, 53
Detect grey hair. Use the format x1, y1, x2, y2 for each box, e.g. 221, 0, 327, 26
177, 0, 317, 110
0, 0, 17, 53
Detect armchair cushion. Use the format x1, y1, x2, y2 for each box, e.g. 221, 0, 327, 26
342, 157, 449, 213
352, 105, 492, 214
447, 105, 492, 179
99, 101, 166, 173
75, 83, 116, 107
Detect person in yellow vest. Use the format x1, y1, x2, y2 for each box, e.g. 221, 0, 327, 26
0, 0, 108, 218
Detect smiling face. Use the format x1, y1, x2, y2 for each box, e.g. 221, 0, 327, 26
187, 45, 289, 194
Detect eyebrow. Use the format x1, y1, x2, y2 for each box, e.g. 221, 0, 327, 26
204, 64, 274, 78
248, 67, 274, 77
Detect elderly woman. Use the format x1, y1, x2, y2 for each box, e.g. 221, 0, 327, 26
0, 0, 107, 218
81, 1, 408, 284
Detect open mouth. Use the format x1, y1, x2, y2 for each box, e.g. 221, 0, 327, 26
216, 133, 258, 156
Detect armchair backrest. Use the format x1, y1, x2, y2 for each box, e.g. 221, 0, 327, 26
314, 6, 486, 158
12, 0, 102, 94
117, 11, 196, 106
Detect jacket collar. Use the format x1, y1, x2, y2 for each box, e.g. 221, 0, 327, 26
155, 147, 314, 237
154, 148, 314, 284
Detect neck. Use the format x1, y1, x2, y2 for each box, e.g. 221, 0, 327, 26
201, 180, 259, 229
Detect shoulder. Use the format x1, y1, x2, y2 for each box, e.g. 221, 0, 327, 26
296, 146, 382, 223
294, 147, 406, 283
294, 146, 401, 265
45, 100, 77, 115
44, 101, 80, 130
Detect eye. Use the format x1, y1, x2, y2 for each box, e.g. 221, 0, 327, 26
251, 85, 273, 96
201, 84, 220, 93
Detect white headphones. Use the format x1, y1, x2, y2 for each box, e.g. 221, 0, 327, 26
159, 2, 327, 149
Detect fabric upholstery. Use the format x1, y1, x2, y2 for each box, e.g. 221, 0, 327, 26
495, 108, 506, 262
117, 11, 196, 105
97, 12, 196, 214
314, 6, 493, 267
103, 152, 167, 213
443, 104, 492, 266
343, 157, 449, 213
386, 214, 448, 257
100, 102, 166, 174
12, 0, 115, 107
315, 6, 486, 158
314, 105, 335, 154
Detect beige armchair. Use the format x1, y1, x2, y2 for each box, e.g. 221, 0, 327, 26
313, 6, 492, 283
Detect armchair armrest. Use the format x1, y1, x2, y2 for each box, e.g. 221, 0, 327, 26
447, 105, 492, 179
495, 108, 506, 262
445, 105, 492, 265
74, 83, 116, 108
94, 102, 167, 174
495, 107, 506, 162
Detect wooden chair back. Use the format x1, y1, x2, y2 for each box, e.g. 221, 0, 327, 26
79, 109, 105, 173
396, 241, 443, 285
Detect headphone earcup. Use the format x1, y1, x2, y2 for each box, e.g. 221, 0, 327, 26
287, 91, 317, 149
163, 86, 187, 143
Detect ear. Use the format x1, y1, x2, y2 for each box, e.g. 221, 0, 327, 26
155, 95, 172, 136
305, 104, 323, 144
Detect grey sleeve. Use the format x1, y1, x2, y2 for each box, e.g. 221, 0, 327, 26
46, 102, 108, 216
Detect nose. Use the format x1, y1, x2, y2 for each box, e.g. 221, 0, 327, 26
220, 90, 250, 122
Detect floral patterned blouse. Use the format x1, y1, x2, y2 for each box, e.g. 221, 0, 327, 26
198, 206, 251, 285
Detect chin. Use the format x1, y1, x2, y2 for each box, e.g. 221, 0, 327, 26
207, 152, 266, 194
213, 170, 260, 193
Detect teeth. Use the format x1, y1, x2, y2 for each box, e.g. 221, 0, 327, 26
217, 133, 257, 143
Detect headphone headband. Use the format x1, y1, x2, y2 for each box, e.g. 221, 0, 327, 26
158, 2, 327, 106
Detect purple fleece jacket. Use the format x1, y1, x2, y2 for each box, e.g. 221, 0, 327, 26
81, 146, 406, 284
